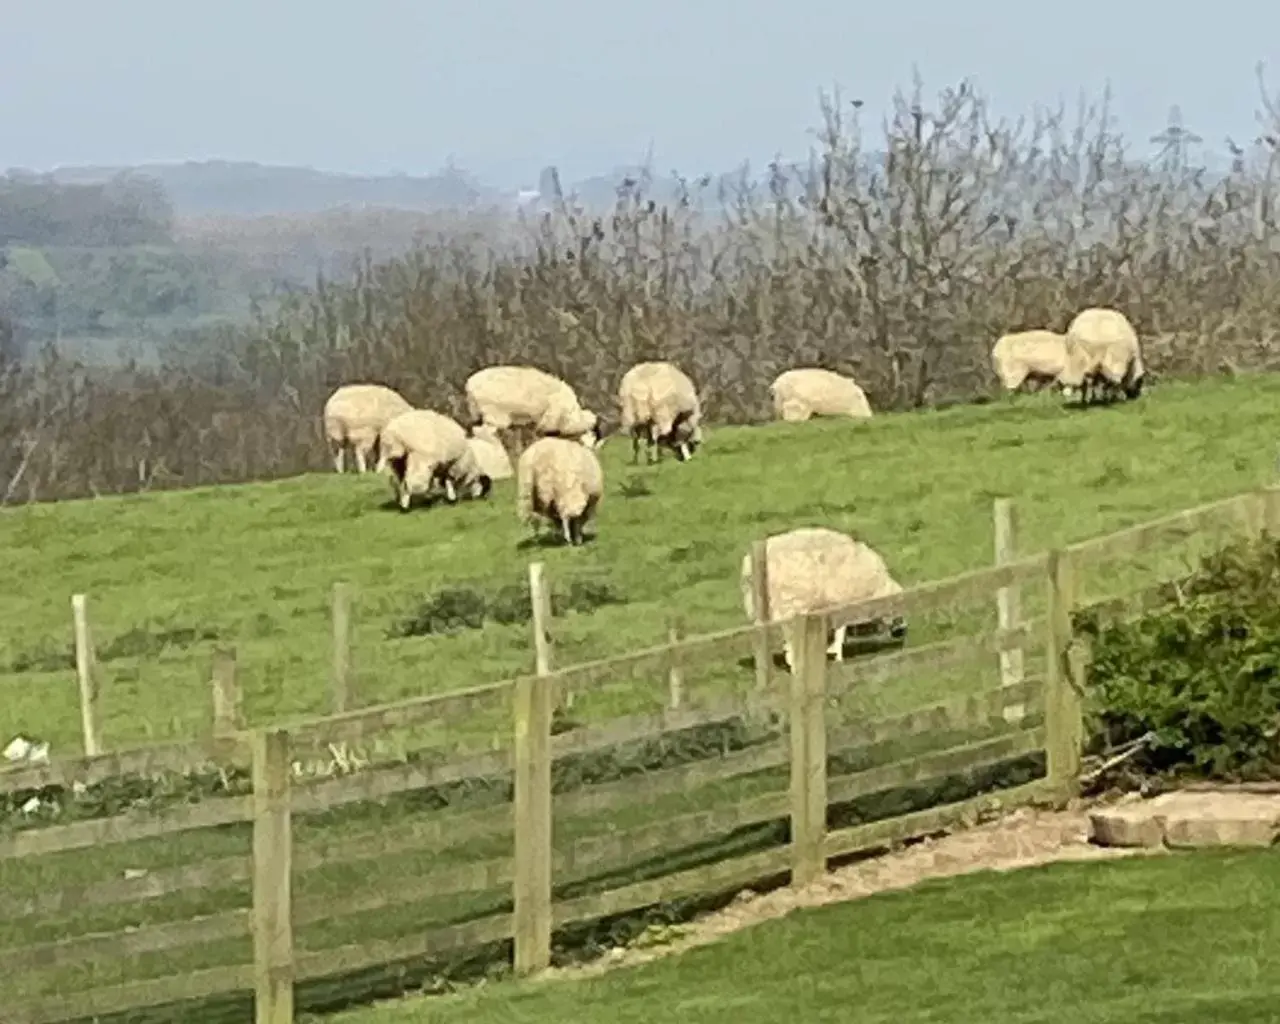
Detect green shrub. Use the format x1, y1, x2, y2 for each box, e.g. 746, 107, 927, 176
388, 586, 489, 638
389, 575, 627, 638
1077, 534, 1280, 780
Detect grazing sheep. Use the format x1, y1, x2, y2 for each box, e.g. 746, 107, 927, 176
769, 368, 873, 422
740, 527, 907, 671
464, 365, 601, 452
1060, 307, 1145, 405
516, 436, 604, 546
323, 383, 413, 473
617, 361, 704, 464
467, 424, 514, 481
990, 330, 1069, 394
377, 409, 492, 512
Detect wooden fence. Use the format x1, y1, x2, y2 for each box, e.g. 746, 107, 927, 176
34, 494, 1058, 751
0, 485, 1276, 1024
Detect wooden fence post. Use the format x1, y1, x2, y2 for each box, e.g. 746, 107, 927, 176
993, 499, 1025, 692
1264, 483, 1280, 538
1265, 453, 1280, 536
1044, 549, 1084, 806
211, 648, 242, 737
528, 562, 558, 705
512, 615, 554, 975
1243, 490, 1267, 540
750, 539, 772, 696
251, 728, 294, 1024
666, 615, 685, 710
331, 582, 353, 713
70, 594, 102, 756
788, 612, 828, 888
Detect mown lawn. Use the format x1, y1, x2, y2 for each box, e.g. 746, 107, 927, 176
3, 374, 1280, 750
331, 849, 1280, 1024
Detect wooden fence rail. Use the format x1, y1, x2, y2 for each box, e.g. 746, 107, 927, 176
25, 491, 1044, 757
25, 485, 1264, 759
2, 485, 1276, 1022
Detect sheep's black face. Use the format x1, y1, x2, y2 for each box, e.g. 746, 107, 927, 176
889, 617, 908, 640
473, 475, 493, 499
664, 417, 701, 461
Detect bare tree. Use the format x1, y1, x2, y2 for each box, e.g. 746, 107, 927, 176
5, 73, 1280, 504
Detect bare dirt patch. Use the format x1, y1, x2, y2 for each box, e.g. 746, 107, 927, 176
537, 803, 1164, 985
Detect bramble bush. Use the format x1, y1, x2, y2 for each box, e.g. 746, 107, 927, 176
1078, 534, 1280, 780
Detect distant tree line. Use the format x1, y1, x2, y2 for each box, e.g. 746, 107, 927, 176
5, 71, 1280, 504
0, 173, 511, 350
0, 171, 175, 247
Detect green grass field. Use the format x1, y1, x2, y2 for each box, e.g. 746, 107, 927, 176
329, 850, 1280, 1024
4, 374, 1280, 752
3, 376, 1279, 1019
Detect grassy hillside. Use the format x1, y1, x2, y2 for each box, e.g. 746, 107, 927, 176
331, 850, 1280, 1024
2, 375, 1279, 752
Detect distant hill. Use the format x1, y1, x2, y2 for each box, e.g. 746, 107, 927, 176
46, 160, 504, 217
42, 159, 783, 219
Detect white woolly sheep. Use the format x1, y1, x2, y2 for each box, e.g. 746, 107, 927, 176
617, 361, 704, 464
467, 425, 514, 481
516, 436, 604, 546
769, 368, 873, 422
1060, 307, 1145, 405
990, 330, 1069, 394
377, 408, 492, 512
464, 365, 601, 452
740, 527, 907, 671
323, 383, 413, 473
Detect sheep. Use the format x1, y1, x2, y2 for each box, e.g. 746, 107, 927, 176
1060, 307, 1145, 406
740, 527, 907, 671
990, 330, 1069, 394
516, 436, 604, 546
769, 368, 873, 422
323, 383, 413, 473
376, 408, 492, 512
617, 361, 704, 464
464, 365, 601, 453
467, 424, 514, 481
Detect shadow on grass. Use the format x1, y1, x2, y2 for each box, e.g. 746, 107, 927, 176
374, 493, 455, 513
515, 532, 599, 552
735, 631, 908, 672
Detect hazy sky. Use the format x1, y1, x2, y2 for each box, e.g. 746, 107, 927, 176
3, 0, 1279, 188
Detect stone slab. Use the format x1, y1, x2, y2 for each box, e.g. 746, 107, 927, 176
1087, 801, 1166, 848
1088, 791, 1280, 849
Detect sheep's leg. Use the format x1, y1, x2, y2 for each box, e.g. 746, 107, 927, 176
678, 441, 691, 462
444, 477, 457, 503
355, 446, 369, 474
397, 481, 411, 512
631, 431, 642, 465
332, 444, 346, 474
561, 518, 574, 545
827, 624, 848, 661
783, 640, 795, 673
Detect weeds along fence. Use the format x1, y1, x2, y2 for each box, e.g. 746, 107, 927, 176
0, 486, 1277, 1023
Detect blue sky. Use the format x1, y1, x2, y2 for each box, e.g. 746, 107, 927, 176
2, 0, 1278, 188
